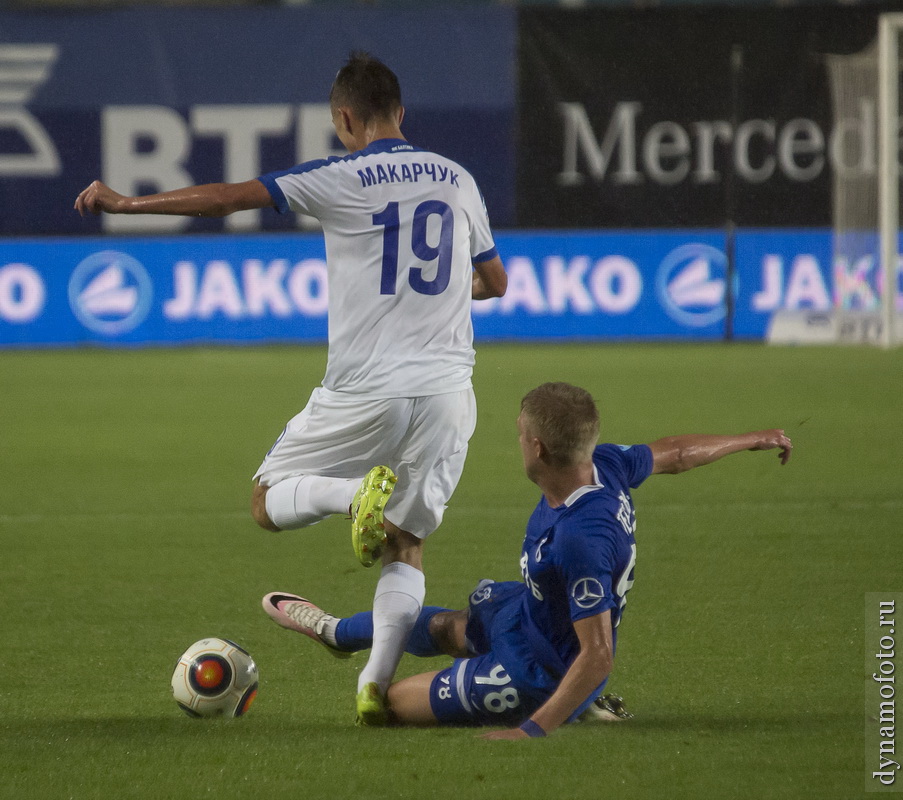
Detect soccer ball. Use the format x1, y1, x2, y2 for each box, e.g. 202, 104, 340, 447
171, 637, 259, 718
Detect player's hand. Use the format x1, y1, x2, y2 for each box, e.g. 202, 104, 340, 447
74, 180, 127, 217
749, 429, 793, 465
478, 727, 530, 741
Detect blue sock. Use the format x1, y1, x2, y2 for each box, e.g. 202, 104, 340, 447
334, 611, 373, 652
405, 606, 447, 657
334, 606, 449, 656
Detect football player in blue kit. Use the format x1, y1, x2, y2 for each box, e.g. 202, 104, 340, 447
263, 382, 793, 739
75, 53, 508, 726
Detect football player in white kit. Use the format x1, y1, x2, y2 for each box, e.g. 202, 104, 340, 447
75, 53, 508, 725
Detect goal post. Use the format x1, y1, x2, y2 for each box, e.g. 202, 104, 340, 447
878, 12, 903, 349
769, 14, 901, 347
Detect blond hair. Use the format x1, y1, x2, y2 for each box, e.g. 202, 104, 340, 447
520, 382, 599, 467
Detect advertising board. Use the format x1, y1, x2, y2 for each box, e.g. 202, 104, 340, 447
6, 229, 894, 347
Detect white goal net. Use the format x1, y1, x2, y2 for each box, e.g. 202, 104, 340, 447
770, 13, 902, 347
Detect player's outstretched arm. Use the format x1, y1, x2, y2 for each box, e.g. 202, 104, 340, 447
74, 179, 274, 218
481, 610, 613, 741
472, 255, 507, 300
648, 429, 792, 475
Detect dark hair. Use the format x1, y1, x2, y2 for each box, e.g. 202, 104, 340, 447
330, 52, 402, 125
520, 382, 600, 467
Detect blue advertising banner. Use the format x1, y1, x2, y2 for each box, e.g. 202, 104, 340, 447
0, 7, 516, 235
0, 229, 725, 348
733, 229, 902, 338
473, 230, 729, 340
0, 235, 330, 347
2, 228, 897, 348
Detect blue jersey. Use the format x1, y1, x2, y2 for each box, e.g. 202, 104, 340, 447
489, 443, 653, 693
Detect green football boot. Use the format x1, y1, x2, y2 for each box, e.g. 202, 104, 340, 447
351, 465, 397, 568
355, 681, 388, 726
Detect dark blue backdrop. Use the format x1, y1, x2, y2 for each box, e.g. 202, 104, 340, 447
0, 7, 516, 235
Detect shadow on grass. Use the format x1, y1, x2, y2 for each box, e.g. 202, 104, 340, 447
578, 709, 850, 736
0, 713, 361, 743
3, 707, 849, 743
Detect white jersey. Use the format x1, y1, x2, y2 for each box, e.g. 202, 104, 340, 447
259, 138, 498, 398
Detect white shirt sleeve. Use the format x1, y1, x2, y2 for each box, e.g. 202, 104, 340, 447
467, 180, 498, 263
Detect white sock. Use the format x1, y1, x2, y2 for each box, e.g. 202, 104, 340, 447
357, 562, 425, 694
318, 615, 340, 648
265, 475, 358, 530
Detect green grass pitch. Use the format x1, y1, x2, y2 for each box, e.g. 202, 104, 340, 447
1, 342, 899, 799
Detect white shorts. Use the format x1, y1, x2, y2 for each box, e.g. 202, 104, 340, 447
253, 387, 477, 539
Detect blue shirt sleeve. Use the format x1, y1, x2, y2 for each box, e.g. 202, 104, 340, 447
473, 245, 499, 263
557, 516, 619, 623
257, 172, 289, 214
596, 443, 654, 489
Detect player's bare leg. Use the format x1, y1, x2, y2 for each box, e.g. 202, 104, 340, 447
385, 670, 441, 726
250, 480, 280, 532
426, 609, 470, 658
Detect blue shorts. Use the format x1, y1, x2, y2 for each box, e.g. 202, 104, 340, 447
463, 579, 525, 655
427, 580, 608, 726
428, 580, 548, 726
428, 651, 546, 727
